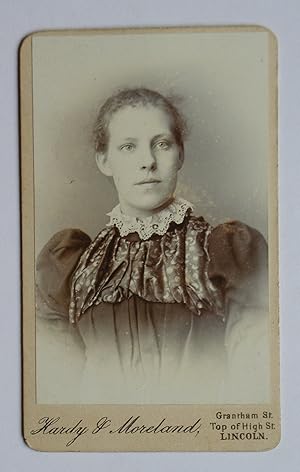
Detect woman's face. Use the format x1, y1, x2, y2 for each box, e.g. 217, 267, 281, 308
96, 105, 183, 217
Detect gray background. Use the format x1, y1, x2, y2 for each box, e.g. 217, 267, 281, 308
1, 0, 299, 470
33, 32, 269, 253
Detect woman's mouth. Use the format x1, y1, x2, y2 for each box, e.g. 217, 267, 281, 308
135, 179, 161, 186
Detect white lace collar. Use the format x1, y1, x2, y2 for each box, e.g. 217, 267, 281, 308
107, 197, 193, 240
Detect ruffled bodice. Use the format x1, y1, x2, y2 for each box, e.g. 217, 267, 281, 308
69, 215, 226, 324
36, 205, 268, 403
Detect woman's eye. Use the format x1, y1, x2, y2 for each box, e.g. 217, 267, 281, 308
154, 141, 170, 150
119, 143, 135, 152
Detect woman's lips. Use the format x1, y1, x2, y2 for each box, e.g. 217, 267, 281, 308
135, 179, 161, 185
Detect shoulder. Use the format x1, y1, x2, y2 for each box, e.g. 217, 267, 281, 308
37, 228, 91, 259
207, 220, 268, 307
185, 215, 267, 271
36, 229, 92, 316
36, 228, 93, 283
208, 220, 267, 273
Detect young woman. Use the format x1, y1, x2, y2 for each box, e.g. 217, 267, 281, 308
36, 88, 268, 403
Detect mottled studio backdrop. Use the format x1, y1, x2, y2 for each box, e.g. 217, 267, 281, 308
32, 31, 269, 253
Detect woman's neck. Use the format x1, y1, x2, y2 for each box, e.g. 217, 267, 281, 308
119, 197, 175, 219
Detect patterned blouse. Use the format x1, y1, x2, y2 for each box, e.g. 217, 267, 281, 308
36, 198, 268, 404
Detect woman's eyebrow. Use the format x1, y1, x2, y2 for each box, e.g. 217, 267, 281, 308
152, 133, 173, 141
119, 137, 138, 142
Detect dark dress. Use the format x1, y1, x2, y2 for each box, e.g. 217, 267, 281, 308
36, 209, 269, 404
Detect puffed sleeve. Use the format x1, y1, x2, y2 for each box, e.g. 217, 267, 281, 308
207, 220, 268, 310
208, 221, 269, 403
36, 228, 91, 319
35, 229, 91, 403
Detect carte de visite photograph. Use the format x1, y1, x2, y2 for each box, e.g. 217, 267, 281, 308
21, 26, 279, 452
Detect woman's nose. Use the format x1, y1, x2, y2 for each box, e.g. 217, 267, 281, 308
140, 146, 157, 170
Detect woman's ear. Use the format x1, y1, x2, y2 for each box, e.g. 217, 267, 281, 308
177, 148, 184, 170
95, 152, 113, 176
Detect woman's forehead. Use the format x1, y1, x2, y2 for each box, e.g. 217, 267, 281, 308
108, 105, 173, 138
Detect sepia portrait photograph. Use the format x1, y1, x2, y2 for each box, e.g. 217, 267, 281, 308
20, 26, 279, 451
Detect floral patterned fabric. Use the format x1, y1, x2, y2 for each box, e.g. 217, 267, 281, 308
69, 214, 225, 324
36, 206, 268, 403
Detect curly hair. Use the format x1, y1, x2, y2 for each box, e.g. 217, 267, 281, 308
93, 87, 188, 154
